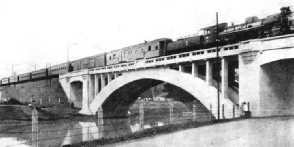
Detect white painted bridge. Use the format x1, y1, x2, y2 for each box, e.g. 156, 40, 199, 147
59, 34, 294, 118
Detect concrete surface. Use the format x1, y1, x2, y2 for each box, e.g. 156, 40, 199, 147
112, 116, 294, 147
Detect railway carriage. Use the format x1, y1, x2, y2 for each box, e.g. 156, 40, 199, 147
71, 60, 81, 71
93, 53, 107, 67
106, 38, 172, 65
50, 63, 71, 75
9, 76, 18, 83
1, 78, 10, 85
31, 69, 48, 79
167, 35, 203, 55
18, 73, 31, 82
71, 53, 107, 72
80, 58, 91, 69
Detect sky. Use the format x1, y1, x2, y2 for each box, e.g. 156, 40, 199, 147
0, 0, 293, 78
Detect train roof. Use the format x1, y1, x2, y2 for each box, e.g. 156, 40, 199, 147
109, 38, 172, 53
70, 52, 107, 62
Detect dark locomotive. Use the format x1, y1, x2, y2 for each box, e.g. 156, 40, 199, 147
1, 7, 293, 85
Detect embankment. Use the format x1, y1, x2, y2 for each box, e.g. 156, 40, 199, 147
0, 78, 68, 106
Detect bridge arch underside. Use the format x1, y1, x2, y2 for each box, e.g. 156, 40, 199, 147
90, 68, 230, 119
100, 79, 211, 118
70, 81, 83, 108
260, 59, 294, 116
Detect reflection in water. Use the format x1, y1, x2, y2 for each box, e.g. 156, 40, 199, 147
0, 106, 194, 146
60, 106, 192, 146
31, 107, 38, 147
0, 138, 30, 147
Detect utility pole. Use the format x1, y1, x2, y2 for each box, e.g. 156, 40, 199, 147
216, 12, 220, 120
12, 63, 20, 81
12, 63, 14, 79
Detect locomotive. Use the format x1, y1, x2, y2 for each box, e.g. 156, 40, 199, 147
167, 6, 294, 54
1, 6, 293, 86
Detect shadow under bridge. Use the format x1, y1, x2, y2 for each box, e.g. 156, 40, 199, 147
90, 68, 229, 118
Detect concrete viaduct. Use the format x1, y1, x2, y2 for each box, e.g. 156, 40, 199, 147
59, 34, 294, 118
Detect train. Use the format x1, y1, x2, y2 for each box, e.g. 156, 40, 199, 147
0, 6, 293, 86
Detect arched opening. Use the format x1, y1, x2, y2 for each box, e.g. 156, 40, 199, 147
90, 68, 224, 119
70, 81, 83, 108
101, 79, 212, 120
260, 59, 294, 116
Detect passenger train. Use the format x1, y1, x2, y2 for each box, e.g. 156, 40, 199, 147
1, 6, 293, 85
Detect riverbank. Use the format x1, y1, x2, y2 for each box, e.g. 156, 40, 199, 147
64, 118, 245, 147
0, 103, 85, 123
107, 116, 294, 147
0, 100, 190, 122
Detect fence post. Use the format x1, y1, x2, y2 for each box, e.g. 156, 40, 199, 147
32, 107, 38, 147
49, 98, 51, 103
97, 106, 104, 139
233, 104, 235, 119
40, 98, 42, 105
247, 102, 250, 117
222, 104, 225, 119
192, 102, 197, 121
170, 103, 174, 124
210, 104, 212, 121
59, 98, 61, 103
139, 104, 144, 130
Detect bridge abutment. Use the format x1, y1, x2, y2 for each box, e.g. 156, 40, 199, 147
239, 36, 294, 117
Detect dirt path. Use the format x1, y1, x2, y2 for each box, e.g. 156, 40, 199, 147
110, 116, 294, 147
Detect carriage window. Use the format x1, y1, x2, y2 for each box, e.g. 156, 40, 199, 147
109, 56, 112, 60
113, 54, 116, 58
148, 46, 151, 51
155, 46, 158, 50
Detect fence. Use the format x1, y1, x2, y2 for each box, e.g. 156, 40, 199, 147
1, 103, 243, 147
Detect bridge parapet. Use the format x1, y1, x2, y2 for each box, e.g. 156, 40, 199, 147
89, 43, 241, 75
60, 69, 89, 79
239, 34, 294, 65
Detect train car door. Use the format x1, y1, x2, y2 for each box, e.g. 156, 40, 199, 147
159, 41, 166, 56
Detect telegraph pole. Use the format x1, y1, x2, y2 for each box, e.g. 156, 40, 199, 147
216, 12, 220, 120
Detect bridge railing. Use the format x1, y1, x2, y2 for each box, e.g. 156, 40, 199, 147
88, 43, 241, 75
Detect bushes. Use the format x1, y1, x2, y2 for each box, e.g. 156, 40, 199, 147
6, 98, 23, 105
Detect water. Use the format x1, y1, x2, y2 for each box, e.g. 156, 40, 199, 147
0, 108, 194, 147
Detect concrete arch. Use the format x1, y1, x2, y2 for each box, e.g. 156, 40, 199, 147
90, 68, 234, 118
259, 59, 294, 116
260, 46, 294, 65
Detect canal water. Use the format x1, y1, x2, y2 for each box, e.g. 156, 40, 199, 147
0, 107, 198, 147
